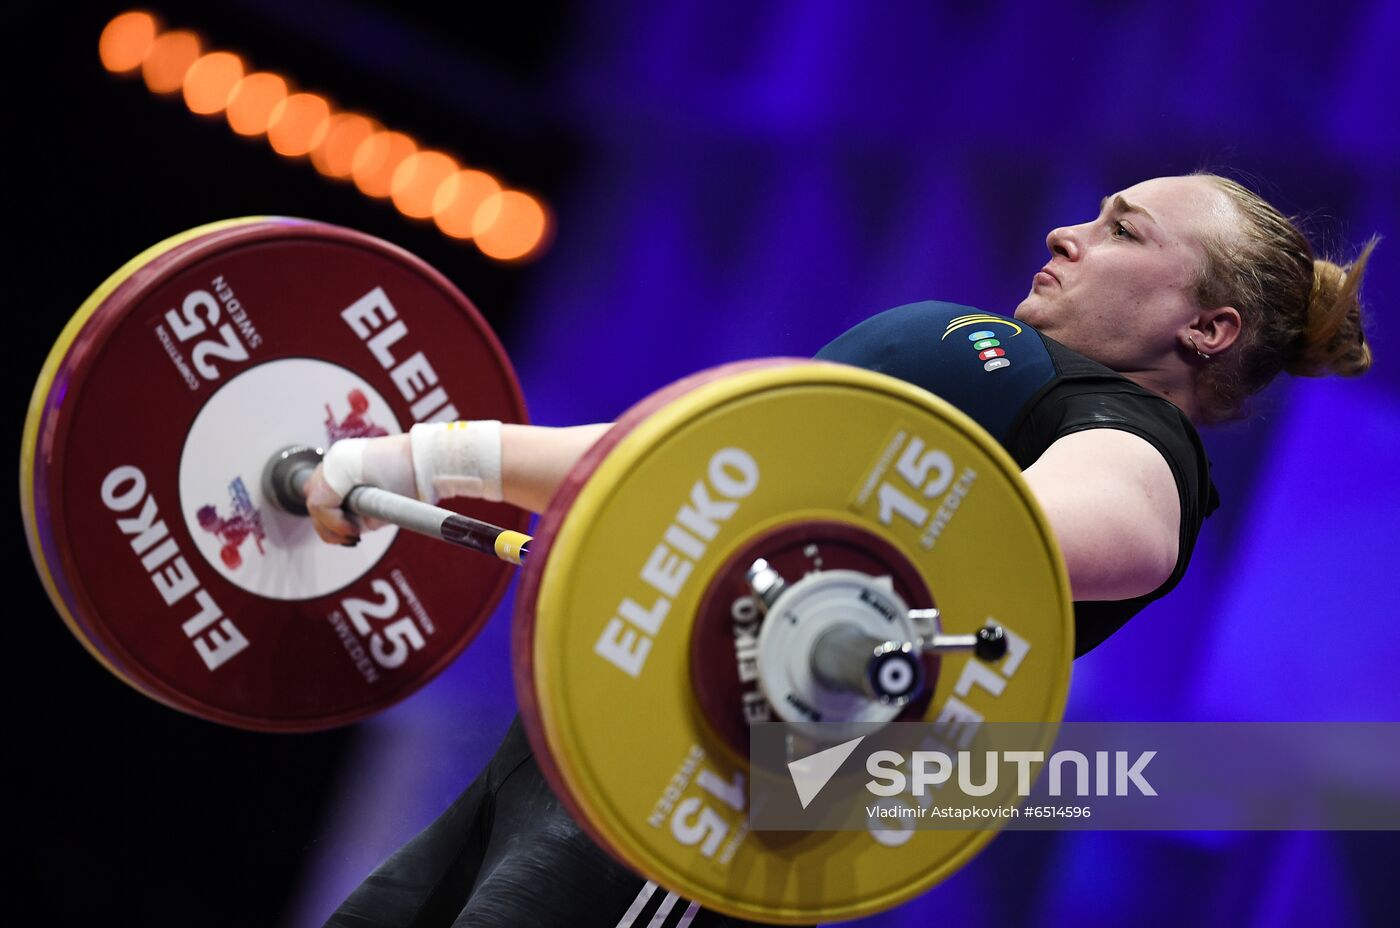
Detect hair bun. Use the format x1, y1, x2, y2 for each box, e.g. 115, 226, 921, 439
1286, 239, 1377, 378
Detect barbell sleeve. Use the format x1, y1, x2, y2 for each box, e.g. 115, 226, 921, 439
810, 625, 924, 704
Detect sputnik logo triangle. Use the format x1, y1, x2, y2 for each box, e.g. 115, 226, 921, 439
787, 735, 866, 809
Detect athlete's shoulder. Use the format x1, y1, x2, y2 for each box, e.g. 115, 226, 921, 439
815, 301, 1055, 444
815, 301, 1039, 364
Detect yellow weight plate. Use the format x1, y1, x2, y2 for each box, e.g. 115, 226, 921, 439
520, 360, 1073, 923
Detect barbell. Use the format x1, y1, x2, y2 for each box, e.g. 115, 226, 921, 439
20, 218, 1073, 923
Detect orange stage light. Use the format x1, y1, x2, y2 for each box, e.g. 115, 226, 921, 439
182, 51, 244, 115
311, 113, 382, 179
268, 93, 332, 157
226, 72, 290, 137
100, 11, 159, 74
473, 191, 549, 261
352, 131, 417, 199
390, 151, 460, 219
106, 15, 551, 260
432, 170, 503, 239
142, 30, 201, 94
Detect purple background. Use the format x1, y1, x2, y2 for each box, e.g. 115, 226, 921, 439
11, 1, 1398, 926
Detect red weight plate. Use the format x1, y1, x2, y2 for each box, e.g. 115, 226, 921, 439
25, 218, 528, 731
688, 519, 939, 765
24, 219, 268, 700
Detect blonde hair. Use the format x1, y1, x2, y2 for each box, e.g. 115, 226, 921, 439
1190, 173, 1376, 424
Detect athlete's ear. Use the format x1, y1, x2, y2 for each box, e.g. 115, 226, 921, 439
1188, 306, 1241, 355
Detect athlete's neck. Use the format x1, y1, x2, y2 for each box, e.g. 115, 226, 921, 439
1121, 368, 1202, 425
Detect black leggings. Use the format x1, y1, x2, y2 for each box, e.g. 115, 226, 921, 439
323, 716, 792, 928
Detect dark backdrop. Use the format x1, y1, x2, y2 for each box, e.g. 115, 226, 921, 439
11, 2, 1398, 925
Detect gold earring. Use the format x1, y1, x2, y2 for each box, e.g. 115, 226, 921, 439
1189, 335, 1212, 361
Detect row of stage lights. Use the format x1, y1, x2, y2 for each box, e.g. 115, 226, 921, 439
99, 11, 550, 262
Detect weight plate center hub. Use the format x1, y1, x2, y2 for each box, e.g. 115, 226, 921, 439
755, 567, 927, 740
689, 518, 939, 760
179, 357, 401, 599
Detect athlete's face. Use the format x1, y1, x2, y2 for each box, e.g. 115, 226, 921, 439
1014, 175, 1236, 372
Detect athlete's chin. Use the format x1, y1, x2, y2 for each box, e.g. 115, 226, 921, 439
1013, 295, 1052, 330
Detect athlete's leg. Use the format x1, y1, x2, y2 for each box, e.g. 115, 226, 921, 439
451, 718, 809, 928
322, 725, 531, 928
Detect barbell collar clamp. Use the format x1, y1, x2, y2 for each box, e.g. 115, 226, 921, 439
746, 558, 788, 613
918, 623, 1009, 663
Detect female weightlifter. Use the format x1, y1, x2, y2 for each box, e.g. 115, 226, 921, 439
306, 172, 1375, 927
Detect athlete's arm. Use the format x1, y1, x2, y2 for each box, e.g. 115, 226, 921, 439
307, 421, 1180, 605
1019, 428, 1181, 602
304, 423, 611, 544
499, 423, 613, 513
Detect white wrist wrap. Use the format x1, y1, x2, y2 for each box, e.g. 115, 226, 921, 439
321, 438, 369, 498
409, 420, 504, 504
